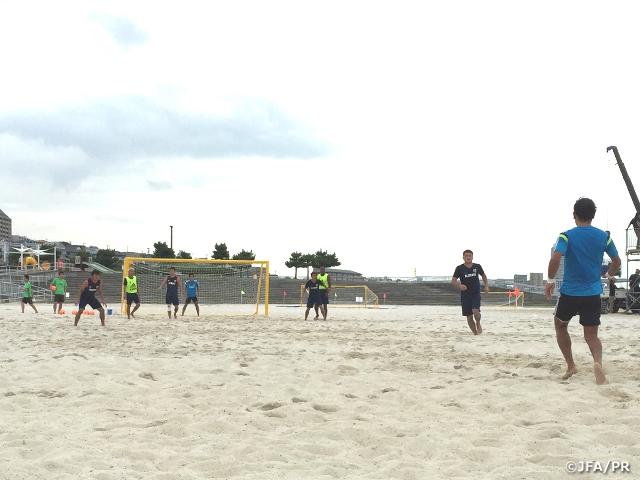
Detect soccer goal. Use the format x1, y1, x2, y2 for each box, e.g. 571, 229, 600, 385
299, 284, 379, 308
483, 291, 524, 308
122, 258, 270, 316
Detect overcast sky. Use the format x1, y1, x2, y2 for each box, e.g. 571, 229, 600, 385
2, 1, 640, 279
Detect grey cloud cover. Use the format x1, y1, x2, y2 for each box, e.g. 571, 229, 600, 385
87, 13, 150, 49
0, 96, 333, 162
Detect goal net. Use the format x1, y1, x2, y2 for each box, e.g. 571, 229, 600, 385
299, 285, 379, 308
122, 258, 269, 316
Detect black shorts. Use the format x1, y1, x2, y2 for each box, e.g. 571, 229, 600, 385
185, 296, 198, 305
307, 297, 321, 309
319, 290, 329, 305
79, 296, 102, 310
22, 297, 33, 304
460, 291, 481, 316
554, 294, 601, 327
54, 294, 65, 303
166, 293, 179, 306
126, 293, 140, 305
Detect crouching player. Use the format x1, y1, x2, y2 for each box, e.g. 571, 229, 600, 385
74, 270, 107, 326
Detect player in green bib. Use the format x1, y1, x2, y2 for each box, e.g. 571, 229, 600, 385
315, 266, 332, 319
123, 267, 141, 319
21, 274, 38, 314
50, 271, 68, 314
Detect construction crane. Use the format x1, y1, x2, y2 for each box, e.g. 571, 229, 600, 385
607, 146, 640, 213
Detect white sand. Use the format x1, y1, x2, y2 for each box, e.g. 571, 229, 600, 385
1, 304, 639, 479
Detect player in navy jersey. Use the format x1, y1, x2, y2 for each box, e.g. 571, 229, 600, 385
74, 270, 107, 326
182, 273, 200, 316
157, 267, 184, 319
304, 272, 326, 320
545, 197, 621, 385
452, 250, 489, 335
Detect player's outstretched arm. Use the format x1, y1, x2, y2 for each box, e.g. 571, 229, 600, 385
156, 277, 167, 290
99, 283, 107, 307
75, 281, 88, 305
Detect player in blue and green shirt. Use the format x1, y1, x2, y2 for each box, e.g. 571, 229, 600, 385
182, 273, 200, 316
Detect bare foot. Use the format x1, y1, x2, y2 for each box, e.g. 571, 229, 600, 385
562, 366, 579, 380
476, 323, 482, 334
594, 362, 606, 385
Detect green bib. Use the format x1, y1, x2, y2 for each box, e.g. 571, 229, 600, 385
125, 276, 138, 294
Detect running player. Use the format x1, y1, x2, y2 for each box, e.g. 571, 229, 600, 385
452, 250, 490, 335
123, 267, 141, 319
315, 266, 332, 319
545, 197, 621, 385
21, 274, 38, 314
157, 267, 183, 319
50, 270, 67, 313
182, 273, 200, 316
305, 272, 326, 320
74, 270, 107, 326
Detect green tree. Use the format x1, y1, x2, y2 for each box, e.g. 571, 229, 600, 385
301, 253, 315, 279
153, 241, 175, 258
177, 250, 193, 259
312, 249, 341, 269
232, 249, 256, 260
95, 248, 121, 270
285, 251, 304, 279
212, 243, 230, 260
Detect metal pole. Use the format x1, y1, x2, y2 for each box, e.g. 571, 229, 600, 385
170, 226, 174, 250
607, 146, 640, 213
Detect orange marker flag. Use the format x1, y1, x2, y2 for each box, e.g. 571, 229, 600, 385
514, 286, 521, 297
508, 291, 512, 297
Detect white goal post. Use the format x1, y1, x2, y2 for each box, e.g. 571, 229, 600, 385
299, 284, 379, 308
122, 258, 270, 316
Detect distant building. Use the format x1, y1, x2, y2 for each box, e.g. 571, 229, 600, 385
0, 209, 12, 241
514, 274, 528, 284
530, 272, 543, 286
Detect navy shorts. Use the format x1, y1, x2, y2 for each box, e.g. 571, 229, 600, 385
307, 297, 321, 309
320, 290, 329, 305
79, 296, 102, 310
460, 291, 481, 316
54, 294, 65, 303
554, 294, 601, 327
126, 293, 140, 305
185, 296, 198, 305
166, 293, 179, 306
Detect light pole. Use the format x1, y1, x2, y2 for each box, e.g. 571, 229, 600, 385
170, 226, 174, 250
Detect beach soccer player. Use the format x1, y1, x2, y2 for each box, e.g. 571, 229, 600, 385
157, 267, 183, 319
123, 267, 141, 319
50, 270, 67, 314
305, 272, 326, 320
315, 266, 332, 319
74, 270, 107, 326
182, 273, 200, 316
545, 197, 621, 385
21, 274, 38, 314
451, 250, 489, 335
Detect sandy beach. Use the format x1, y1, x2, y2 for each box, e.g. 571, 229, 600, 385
1, 304, 639, 479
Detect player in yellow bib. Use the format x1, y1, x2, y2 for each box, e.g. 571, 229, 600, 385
315, 266, 332, 319
123, 267, 141, 319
